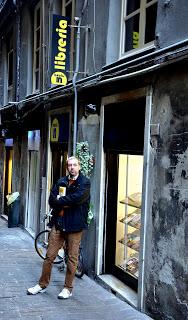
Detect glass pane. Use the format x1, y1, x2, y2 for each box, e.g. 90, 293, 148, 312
7, 34, 13, 51
65, 2, 72, 20
115, 154, 143, 279
8, 50, 13, 86
145, 3, 157, 43
126, 0, 140, 15
35, 71, 39, 90
36, 50, 39, 69
36, 29, 40, 49
124, 14, 140, 52
36, 8, 40, 28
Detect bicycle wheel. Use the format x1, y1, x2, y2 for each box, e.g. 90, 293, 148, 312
75, 248, 84, 278
35, 230, 64, 264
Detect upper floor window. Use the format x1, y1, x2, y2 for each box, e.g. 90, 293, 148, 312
120, 0, 158, 57
33, 1, 42, 92
61, 0, 75, 78
7, 31, 14, 101
7, 36, 13, 88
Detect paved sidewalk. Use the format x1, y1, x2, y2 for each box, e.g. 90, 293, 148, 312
0, 217, 152, 320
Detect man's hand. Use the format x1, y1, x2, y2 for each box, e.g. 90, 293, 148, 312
59, 210, 64, 217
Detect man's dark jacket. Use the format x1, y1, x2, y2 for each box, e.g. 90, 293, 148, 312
49, 173, 90, 232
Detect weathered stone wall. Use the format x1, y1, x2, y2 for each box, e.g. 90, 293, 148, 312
77, 113, 100, 276
144, 65, 188, 319
12, 137, 21, 193
156, 0, 188, 48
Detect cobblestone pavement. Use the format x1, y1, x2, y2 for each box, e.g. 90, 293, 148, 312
0, 217, 152, 320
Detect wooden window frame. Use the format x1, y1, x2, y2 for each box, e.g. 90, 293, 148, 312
7, 32, 14, 102
61, 0, 75, 79
33, 1, 42, 92
120, 0, 158, 58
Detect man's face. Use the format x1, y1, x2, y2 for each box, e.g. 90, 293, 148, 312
67, 159, 80, 177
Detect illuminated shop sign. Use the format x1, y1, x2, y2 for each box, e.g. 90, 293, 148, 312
50, 114, 69, 143
50, 118, 59, 142
51, 15, 70, 86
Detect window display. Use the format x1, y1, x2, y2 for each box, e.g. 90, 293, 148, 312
115, 154, 143, 279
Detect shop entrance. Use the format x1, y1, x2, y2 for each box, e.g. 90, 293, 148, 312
49, 113, 70, 187
26, 130, 40, 236
26, 150, 40, 235
50, 144, 68, 186
4, 144, 13, 215
104, 97, 145, 291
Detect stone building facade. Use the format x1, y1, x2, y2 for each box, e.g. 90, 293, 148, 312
0, 0, 188, 318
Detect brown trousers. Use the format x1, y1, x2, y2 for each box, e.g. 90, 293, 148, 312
39, 226, 82, 291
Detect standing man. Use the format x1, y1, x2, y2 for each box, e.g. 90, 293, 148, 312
27, 156, 90, 299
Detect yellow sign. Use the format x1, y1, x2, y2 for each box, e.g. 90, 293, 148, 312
50, 118, 59, 142
133, 31, 139, 49
51, 16, 70, 86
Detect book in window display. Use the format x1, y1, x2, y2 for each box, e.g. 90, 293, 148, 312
119, 256, 139, 277
118, 192, 141, 277
120, 210, 141, 228
118, 230, 140, 252
120, 192, 142, 208
127, 213, 141, 229
126, 257, 139, 275
127, 229, 140, 251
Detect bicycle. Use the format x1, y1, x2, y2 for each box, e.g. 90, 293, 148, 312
34, 211, 84, 278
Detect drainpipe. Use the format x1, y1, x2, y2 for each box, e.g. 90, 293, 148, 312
72, 0, 88, 156
72, 17, 81, 156
14, 0, 21, 103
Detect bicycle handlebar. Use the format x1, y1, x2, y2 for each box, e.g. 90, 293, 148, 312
42, 210, 53, 222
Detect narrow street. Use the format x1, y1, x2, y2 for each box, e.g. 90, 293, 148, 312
0, 217, 151, 320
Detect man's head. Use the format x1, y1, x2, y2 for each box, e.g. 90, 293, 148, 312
66, 156, 80, 178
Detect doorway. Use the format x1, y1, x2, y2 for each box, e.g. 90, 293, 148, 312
26, 150, 40, 236
49, 112, 70, 187
103, 97, 146, 291
4, 147, 13, 215
50, 144, 68, 187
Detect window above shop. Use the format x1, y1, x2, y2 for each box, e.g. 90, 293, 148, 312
61, 0, 75, 79
120, 0, 158, 58
7, 30, 14, 102
33, 1, 42, 92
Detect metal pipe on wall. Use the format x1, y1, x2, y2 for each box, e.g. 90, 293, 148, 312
72, 0, 88, 156
72, 17, 81, 156
15, 0, 21, 102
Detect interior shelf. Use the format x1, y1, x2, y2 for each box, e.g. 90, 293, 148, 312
119, 256, 139, 277
115, 155, 143, 281
118, 192, 142, 276
119, 227, 140, 248
119, 211, 141, 229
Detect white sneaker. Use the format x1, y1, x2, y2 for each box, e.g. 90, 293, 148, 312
27, 284, 46, 295
58, 288, 72, 299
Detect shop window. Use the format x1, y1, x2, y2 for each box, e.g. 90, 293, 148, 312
4, 144, 13, 215
116, 154, 143, 279
33, 1, 42, 92
120, 0, 158, 56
